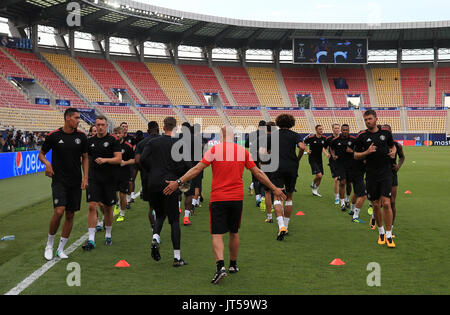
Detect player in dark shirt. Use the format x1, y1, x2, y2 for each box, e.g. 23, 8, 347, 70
39, 108, 89, 260
113, 126, 135, 222
330, 124, 356, 211
120, 122, 137, 205
325, 124, 341, 205
354, 110, 397, 248
141, 117, 190, 267
135, 121, 161, 233
259, 121, 277, 223
82, 116, 122, 251
348, 134, 367, 223
382, 125, 405, 235
304, 125, 330, 197
246, 120, 267, 207
268, 114, 306, 241
191, 124, 209, 212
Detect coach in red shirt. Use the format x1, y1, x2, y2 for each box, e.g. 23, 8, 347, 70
164, 126, 285, 284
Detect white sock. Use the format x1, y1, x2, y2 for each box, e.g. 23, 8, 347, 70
88, 228, 96, 242
284, 217, 290, 230
47, 234, 56, 248
119, 210, 125, 217
276, 216, 285, 229
351, 203, 356, 212
249, 183, 254, 190
97, 219, 102, 226
197, 197, 201, 203
105, 226, 112, 238
371, 214, 375, 220
340, 199, 345, 206
256, 194, 261, 201
192, 199, 197, 207
184, 210, 190, 218
57, 237, 68, 253
386, 230, 393, 239
378, 226, 385, 235
335, 193, 339, 200
345, 195, 350, 203
153, 234, 160, 244
267, 213, 273, 220
353, 208, 361, 219
126, 195, 131, 203
174, 250, 181, 260
178, 201, 181, 209
131, 192, 135, 199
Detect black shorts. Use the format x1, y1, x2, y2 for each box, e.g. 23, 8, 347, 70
366, 176, 393, 202
328, 158, 337, 178
210, 201, 243, 234
87, 178, 117, 206
351, 173, 367, 197
148, 191, 179, 224
116, 176, 130, 194
392, 172, 398, 187
271, 169, 298, 193
309, 157, 324, 175
192, 170, 204, 189
52, 182, 82, 212
336, 164, 352, 182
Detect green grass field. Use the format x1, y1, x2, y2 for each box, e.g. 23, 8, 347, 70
1, 147, 449, 295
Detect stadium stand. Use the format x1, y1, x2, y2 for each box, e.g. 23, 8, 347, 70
116, 60, 171, 105
224, 108, 264, 131
180, 107, 224, 133
407, 110, 447, 133
311, 110, 359, 133
42, 52, 109, 103
180, 65, 229, 106
281, 68, 328, 107
247, 67, 284, 107
267, 109, 310, 133
371, 68, 403, 107
136, 105, 181, 130
0, 48, 29, 78
94, 104, 146, 132
326, 68, 371, 107
373, 110, 402, 132
435, 67, 450, 107
77, 56, 140, 103
145, 63, 196, 106
6, 48, 87, 108
401, 68, 429, 107
218, 66, 260, 107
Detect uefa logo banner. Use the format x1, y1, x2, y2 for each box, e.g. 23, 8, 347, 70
0, 150, 52, 180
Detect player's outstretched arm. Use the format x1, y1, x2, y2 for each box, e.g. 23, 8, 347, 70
163, 162, 209, 195
249, 166, 286, 201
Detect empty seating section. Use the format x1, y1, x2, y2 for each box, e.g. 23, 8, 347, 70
374, 110, 402, 132
247, 67, 284, 107
117, 61, 171, 105
312, 110, 358, 133
219, 66, 260, 106
7, 48, 87, 108
371, 68, 403, 107
145, 63, 195, 106
95, 105, 146, 132
267, 110, 310, 133
77, 57, 139, 103
0, 48, 29, 78
281, 68, 327, 107
137, 106, 179, 130
0, 77, 32, 109
407, 110, 447, 133
42, 53, 108, 103
327, 68, 371, 107
224, 109, 264, 131
180, 65, 229, 106
401, 68, 429, 107
435, 67, 450, 106
180, 108, 224, 133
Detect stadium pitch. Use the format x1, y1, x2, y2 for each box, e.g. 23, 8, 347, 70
0, 147, 449, 295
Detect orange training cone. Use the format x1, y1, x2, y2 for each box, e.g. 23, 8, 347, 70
329, 258, 345, 266
115, 260, 130, 268
296, 211, 305, 216
405, 190, 412, 195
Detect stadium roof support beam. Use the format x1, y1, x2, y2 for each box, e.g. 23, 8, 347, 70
237, 47, 247, 67
203, 46, 213, 67
273, 48, 281, 70
68, 29, 75, 57
31, 23, 38, 53
246, 28, 264, 48
7, 20, 27, 38
166, 42, 179, 65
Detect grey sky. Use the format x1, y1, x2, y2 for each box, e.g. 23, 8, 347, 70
137, 0, 450, 24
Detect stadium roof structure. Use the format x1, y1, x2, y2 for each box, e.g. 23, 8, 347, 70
2, 0, 450, 62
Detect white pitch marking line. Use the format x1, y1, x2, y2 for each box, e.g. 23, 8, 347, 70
4, 233, 89, 295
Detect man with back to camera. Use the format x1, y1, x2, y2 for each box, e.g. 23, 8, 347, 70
304, 125, 330, 197
354, 110, 397, 248
39, 108, 89, 260
82, 116, 122, 250
163, 125, 286, 284
135, 121, 161, 233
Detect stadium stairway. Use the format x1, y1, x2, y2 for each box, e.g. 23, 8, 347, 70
111, 60, 147, 104
174, 64, 203, 105
428, 67, 436, 107
365, 68, 379, 106
212, 67, 238, 106
447, 110, 450, 135
318, 67, 335, 107
274, 67, 292, 107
